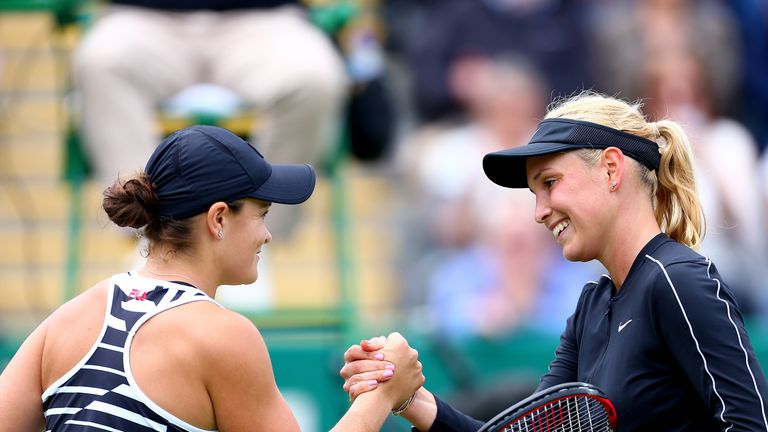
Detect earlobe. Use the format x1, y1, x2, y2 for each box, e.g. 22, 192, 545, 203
206, 202, 228, 240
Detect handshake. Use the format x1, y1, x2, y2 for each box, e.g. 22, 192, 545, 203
339, 333, 425, 416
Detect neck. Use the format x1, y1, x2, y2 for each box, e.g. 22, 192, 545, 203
140, 259, 215, 297
598, 203, 661, 290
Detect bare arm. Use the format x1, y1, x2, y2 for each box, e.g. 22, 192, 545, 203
0, 321, 47, 432
204, 312, 301, 432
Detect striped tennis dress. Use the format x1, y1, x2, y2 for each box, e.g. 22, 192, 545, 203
42, 272, 220, 431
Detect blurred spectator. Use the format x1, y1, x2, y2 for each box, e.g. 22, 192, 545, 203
400, 56, 546, 259
425, 191, 590, 340
642, 47, 768, 314
587, 0, 767, 312
589, 0, 741, 120
398, 56, 599, 340
73, 0, 348, 236
724, 0, 768, 154
400, 0, 594, 123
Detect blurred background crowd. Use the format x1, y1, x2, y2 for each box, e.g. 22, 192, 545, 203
1, 0, 767, 430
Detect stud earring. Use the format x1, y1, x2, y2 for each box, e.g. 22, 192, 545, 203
217, 229, 223, 239
610, 182, 617, 191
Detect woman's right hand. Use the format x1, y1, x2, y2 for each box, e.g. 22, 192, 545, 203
378, 332, 424, 409
340, 333, 424, 406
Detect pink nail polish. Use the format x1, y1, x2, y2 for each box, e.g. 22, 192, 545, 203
385, 364, 395, 370
374, 353, 384, 360
382, 370, 394, 378
368, 380, 378, 387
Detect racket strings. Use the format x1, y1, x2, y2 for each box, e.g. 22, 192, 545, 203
500, 395, 613, 432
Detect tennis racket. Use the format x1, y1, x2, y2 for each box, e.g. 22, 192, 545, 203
477, 382, 617, 432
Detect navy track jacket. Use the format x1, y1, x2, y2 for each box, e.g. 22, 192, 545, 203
422, 233, 768, 431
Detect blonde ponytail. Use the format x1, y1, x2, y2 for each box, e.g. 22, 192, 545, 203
545, 91, 705, 248
652, 120, 705, 249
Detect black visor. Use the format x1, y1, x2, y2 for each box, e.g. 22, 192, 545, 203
483, 118, 661, 188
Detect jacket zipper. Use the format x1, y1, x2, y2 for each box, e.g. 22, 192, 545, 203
587, 295, 616, 382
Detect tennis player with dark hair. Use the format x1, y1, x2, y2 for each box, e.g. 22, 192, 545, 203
0, 125, 423, 431
341, 92, 768, 431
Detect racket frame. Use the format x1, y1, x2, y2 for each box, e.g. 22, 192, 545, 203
477, 382, 618, 432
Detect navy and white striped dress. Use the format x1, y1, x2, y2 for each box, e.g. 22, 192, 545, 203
42, 272, 220, 432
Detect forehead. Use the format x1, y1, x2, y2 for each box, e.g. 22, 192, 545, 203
525, 152, 577, 182
241, 198, 272, 210
254, 198, 272, 207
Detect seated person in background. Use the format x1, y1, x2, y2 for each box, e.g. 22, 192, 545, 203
74, 0, 348, 237
427, 191, 594, 341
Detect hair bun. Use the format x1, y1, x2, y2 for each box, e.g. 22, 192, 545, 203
102, 173, 159, 229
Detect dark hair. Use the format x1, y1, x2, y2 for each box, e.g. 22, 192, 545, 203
102, 172, 244, 254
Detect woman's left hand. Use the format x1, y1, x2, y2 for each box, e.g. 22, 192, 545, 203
340, 336, 391, 400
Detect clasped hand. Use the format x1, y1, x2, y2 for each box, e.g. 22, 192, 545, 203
339, 332, 424, 410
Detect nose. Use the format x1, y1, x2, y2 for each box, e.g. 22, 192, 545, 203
264, 228, 272, 244
534, 195, 551, 225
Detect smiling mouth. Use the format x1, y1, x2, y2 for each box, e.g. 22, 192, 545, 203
552, 220, 570, 239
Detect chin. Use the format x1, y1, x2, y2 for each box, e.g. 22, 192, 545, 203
562, 246, 591, 263
242, 271, 258, 285
227, 271, 258, 286
241, 262, 259, 283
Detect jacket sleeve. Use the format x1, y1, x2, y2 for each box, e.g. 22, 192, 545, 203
536, 284, 589, 391
650, 259, 768, 431
412, 395, 484, 432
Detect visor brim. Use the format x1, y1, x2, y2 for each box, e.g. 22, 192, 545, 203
483, 142, 582, 188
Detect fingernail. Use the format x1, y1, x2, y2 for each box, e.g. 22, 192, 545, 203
374, 353, 384, 360
385, 363, 395, 370
368, 380, 378, 387
382, 370, 394, 378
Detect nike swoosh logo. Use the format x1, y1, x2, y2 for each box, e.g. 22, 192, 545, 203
618, 319, 633, 332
